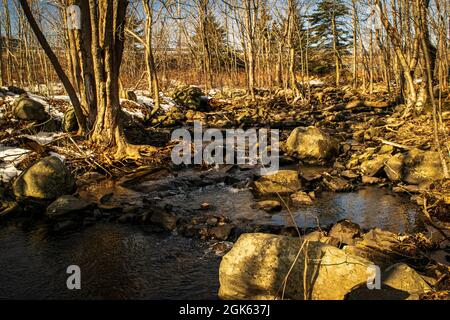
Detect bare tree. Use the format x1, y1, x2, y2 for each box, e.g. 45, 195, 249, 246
18, 0, 86, 131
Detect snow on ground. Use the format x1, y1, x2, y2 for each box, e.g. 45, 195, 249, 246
51, 95, 72, 102
308, 79, 325, 86
0, 146, 30, 183
0, 136, 67, 182
137, 95, 154, 106
20, 132, 66, 145
0, 146, 30, 162
0, 163, 22, 183
122, 107, 146, 120
135, 93, 178, 112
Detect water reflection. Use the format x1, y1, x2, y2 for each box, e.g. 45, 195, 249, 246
166, 185, 420, 233
0, 224, 220, 299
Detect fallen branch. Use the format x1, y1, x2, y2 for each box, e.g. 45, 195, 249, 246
377, 138, 413, 150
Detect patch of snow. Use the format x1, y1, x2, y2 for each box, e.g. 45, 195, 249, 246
137, 95, 154, 106
160, 104, 173, 112
20, 132, 66, 145
122, 108, 145, 120
52, 95, 71, 102
27, 93, 48, 106
308, 79, 325, 86
0, 146, 30, 162
0, 163, 22, 183
0, 145, 30, 183
49, 152, 66, 163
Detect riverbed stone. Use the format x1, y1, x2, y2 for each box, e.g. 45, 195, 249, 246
359, 228, 400, 252
361, 176, 382, 184
209, 224, 234, 241
13, 156, 76, 200
384, 150, 444, 185
12, 96, 49, 121
149, 211, 178, 231
253, 170, 301, 195
46, 195, 91, 219
360, 154, 391, 177
322, 174, 352, 192
290, 191, 313, 206
285, 126, 339, 164
328, 220, 361, 245
384, 153, 404, 182
253, 200, 282, 212
219, 233, 373, 300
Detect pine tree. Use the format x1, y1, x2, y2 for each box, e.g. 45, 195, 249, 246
192, 13, 228, 71
309, 0, 351, 84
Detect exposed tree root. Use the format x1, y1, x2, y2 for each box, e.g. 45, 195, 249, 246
114, 142, 158, 161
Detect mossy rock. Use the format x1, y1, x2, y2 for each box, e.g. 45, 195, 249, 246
172, 85, 205, 110
13, 156, 76, 201
8, 86, 27, 95
12, 96, 49, 122
62, 108, 79, 132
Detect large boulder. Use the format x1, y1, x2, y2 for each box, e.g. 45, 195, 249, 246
12, 96, 49, 121
285, 127, 338, 164
402, 149, 444, 185
219, 233, 373, 300
62, 108, 79, 132
346, 263, 432, 300
13, 156, 76, 200
253, 170, 302, 195
384, 149, 444, 185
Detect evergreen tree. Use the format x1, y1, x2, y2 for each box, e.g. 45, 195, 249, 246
308, 0, 351, 83
192, 13, 229, 71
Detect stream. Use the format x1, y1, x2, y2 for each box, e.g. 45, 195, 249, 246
0, 166, 422, 299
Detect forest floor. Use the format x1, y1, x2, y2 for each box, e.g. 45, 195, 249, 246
0, 82, 449, 299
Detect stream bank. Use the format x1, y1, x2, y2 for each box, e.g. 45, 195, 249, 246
1, 84, 449, 299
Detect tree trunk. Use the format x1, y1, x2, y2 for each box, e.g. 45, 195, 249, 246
18, 0, 86, 131
331, 8, 340, 87
143, 0, 161, 116
0, 18, 4, 87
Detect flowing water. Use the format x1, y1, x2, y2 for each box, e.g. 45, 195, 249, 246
0, 223, 220, 299
0, 166, 422, 299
